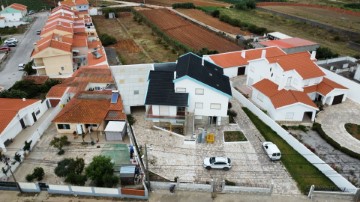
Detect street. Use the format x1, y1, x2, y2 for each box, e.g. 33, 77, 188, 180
0, 12, 48, 90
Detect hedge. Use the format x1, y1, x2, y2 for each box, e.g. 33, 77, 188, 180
172, 3, 195, 9
312, 123, 360, 160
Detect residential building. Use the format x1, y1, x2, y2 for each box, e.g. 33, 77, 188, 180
145, 53, 232, 126
259, 37, 319, 54
59, 0, 89, 11
204, 47, 286, 78
317, 56, 360, 82
0, 3, 27, 27
0, 98, 48, 152
52, 90, 126, 137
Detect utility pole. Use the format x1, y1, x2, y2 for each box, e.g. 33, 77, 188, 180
4, 156, 23, 193
144, 144, 150, 190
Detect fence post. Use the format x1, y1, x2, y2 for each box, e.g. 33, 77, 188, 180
269, 179, 274, 195
308, 185, 315, 199
211, 178, 214, 192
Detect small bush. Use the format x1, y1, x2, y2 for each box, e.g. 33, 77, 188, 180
26, 174, 34, 182
65, 173, 87, 186
33, 167, 45, 181
57, 149, 65, 155
99, 34, 117, 46
127, 114, 136, 126
225, 179, 236, 186
210, 10, 220, 18
316, 47, 339, 60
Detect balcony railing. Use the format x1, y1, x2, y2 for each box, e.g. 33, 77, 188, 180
146, 106, 186, 121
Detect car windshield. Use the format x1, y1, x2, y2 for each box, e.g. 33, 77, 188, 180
210, 157, 215, 164
228, 158, 231, 164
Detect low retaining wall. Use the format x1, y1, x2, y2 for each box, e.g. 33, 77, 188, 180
222, 185, 271, 194
150, 181, 212, 192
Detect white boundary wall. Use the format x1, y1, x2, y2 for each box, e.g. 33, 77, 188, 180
321, 67, 360, 104
231, 85, 357, 193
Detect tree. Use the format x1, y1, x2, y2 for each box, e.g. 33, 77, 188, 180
50, 136, 70, 155
316, 47, 339, 60
23, 140, 32, 152
85, 156, 118, 187
55, 158, 87, 185
99, 34, 117, 46
24, 60, 36, 75
211, 10, 220, 18
26, 167, 44, 182
0, 89, 27, 98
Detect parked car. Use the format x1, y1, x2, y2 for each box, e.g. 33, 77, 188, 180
28, 10, 35, 15
203, 157, 231, 170
18, 63, 25, 71
5, 42, 16, 47
0, 46, 10, 52
4, 38, 18, 44
262, 142, 281, 161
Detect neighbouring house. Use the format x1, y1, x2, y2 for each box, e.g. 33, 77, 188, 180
0, 98, 48, 152
52, 90, 126, 137
247, 50, 348, 122
60, 0, 89, 11
110, 63, 154, 114
0, 3, 28, 27
252, 79, 318, 122
317, 56, 360, 82
266, 32, 292, 40
204, 46, 286, 78
259, 37, 319, 54
145, 53, 232, 126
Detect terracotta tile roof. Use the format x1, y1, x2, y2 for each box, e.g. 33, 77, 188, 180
61, 0, 89, 6
47, 85, 68, 98
209, 47, 286, 68
72, 68, 113, 83
253, 79, 318, 109
267, 52, 325, 79
86, 64, 109, 69
9, 3, 27, 11
32, 37, 72, 57
51, 5, 73, 14
303, 77, 347, 95
74, 27, 85, 33
72, 34, 87, 47
88, 40, 102, 49
48, 13, 75, 24
259, 38, 318, 49
87, 48, 107, 66
105, 110, 126, 121
23, 76, 49, 85
0, 98, 40, 134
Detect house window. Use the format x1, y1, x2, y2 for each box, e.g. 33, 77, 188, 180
57, 124, 70, 130
195, 88, 204, 95
257, 92, 264, 102
285, 112, 294, 120
134, 90, 139, 95
176, 88, 186, 93
195, 102, 203, 109
61, 66, 64, 71
210, 103, 221, 110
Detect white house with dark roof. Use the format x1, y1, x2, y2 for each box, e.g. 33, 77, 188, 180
145, 53, 232, 126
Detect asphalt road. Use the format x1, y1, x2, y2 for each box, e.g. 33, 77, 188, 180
0, 12, 48, 90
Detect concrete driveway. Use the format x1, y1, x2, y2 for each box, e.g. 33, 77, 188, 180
316, 99, 360, 154
0, 12, 48, 89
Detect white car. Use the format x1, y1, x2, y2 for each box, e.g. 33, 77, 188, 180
18, 63, 25, 71
262, 142, 281, 161
203, 157, 231, 170
4, 38, 18, 44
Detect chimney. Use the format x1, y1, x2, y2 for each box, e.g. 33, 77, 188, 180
241, 51, 246, 58
34, 44, 39, 52
22, 98, 26, 101
310, 51, 316, 60
261, 49, 266, 58
1, 5, 4, 10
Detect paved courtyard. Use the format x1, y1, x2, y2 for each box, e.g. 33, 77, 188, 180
316, 99, 360, 154
131, 100, 300, 195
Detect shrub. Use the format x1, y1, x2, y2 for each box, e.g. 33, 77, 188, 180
210, 10, 220, 18
26, 174, 34, 182
172, 3, 195, 9
50, 136, 70, 155
23, 140, 32, 152
14, 153, 21, 162
55, 158, 85, 177
33, 167, 45, 181
234, 0, 256, 10
316, 47, 339, 60
65, 173, 87, 186
127, 114, 136, 126
99, 33, 117, 46
225, 179, 236, 186
86, 156, 118, 187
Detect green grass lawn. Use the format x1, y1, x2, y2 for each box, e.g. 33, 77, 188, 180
242, 107, 338, 194
199, 7, 358, 56
224, 131, 247, 142
344, 123, 360, 140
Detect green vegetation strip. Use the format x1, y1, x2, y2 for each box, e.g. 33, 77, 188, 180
242, 107, 338, 193
313, 123, 360, 160
224, 131, 247, 142
344, 123, 360, 140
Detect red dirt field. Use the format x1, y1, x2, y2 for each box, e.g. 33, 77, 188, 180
177, 9, 249, 35
126, 0, 229, 7
138, 9, 241, 53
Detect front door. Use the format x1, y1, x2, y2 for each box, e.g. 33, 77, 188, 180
237, 67, 245, 75
332, 94, 344, 105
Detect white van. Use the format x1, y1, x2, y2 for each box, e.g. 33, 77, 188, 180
262, 142, 281, 160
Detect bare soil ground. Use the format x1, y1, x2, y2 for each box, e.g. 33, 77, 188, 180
177, 9, 249, 35
92, 13, 178, 64
125, 0, 230, 7
263, 6, 360, 33
139, 9, 241, 53
12, 124, 130, 185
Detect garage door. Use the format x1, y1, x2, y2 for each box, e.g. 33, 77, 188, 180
237, 67, 245, 75
332, 94, 344, 105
